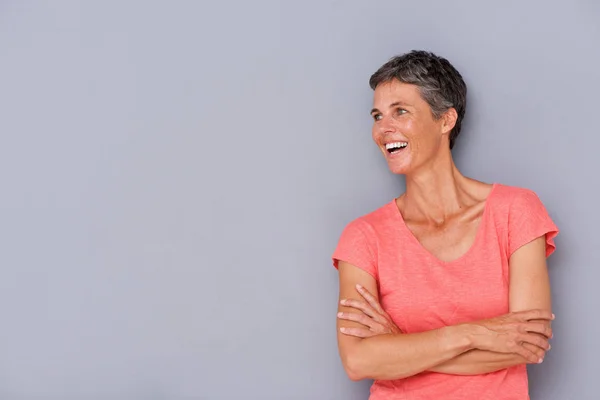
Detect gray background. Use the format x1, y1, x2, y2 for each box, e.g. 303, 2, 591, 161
0, 1, 597, 399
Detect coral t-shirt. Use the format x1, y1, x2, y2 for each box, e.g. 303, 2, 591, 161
332, 183, 559, 400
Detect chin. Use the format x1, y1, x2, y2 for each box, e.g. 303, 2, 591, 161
387, 163, 411, 175
382, 147, 414, 175
385, 155, 413, 175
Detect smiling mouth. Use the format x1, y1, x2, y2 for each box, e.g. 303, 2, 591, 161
385, 142, 408, 154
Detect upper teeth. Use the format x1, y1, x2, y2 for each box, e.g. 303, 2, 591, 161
386, 142, 408, 150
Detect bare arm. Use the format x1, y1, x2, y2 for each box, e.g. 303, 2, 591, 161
430, 235, 552, 375
336, 261, 474, 381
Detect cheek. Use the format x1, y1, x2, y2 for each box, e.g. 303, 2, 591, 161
405, 120, 435, 148
402, 119, 418, 138
372, 127, 381, 142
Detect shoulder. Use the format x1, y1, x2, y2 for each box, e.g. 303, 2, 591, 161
493, 183, 540, 202
490, 183, 547, 213
487, 183, 555, 231
335, 200, 395, 250
332, 201, 394, 275
491, 184, 559, 256
491, 183, 556, 231
342, 200, 395, 235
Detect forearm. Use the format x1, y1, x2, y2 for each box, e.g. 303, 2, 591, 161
428, 348, 531, 375
429, 323, 548, 375
345, 324, 474, 380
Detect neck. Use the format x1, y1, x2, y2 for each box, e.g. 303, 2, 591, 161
402, 151, 471, 223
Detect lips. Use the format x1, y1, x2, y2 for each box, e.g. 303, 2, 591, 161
385, 141, 408, 154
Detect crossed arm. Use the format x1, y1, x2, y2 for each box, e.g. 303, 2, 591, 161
336, 236, 553, 381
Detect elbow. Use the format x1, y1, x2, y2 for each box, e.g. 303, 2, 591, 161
345, 365, 365, 382
341, 347, 408, 381
341, 350, 368, 381
343, 354, 409, 381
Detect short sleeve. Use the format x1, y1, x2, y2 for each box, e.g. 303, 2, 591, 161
508, 189, 559, 257
331, 219, 378, 279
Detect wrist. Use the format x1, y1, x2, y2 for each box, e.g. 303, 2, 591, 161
441, 324, 478, 353
461, 323, 487, 350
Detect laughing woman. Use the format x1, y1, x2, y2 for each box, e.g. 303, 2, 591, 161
331, 50, 558, 399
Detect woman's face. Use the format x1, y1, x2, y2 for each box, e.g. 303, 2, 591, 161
371, 79, 451, 175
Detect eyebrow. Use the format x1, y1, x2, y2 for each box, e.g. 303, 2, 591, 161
370, 101, 410, 115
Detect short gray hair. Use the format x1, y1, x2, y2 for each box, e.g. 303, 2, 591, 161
369, 50, 467, 149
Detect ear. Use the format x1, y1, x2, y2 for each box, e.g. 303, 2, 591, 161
440, 108, 458, 134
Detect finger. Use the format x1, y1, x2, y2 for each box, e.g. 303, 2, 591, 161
340, 299, 378, 319
355, 284, 385, 314
354, 286, 392, 327
337, 312, 377, 329
523, 322, 553, 338
339, 327, 376, 338
523, 343, 546, 360
515, 309, 555, 322
515, 344, 544, 364
520, 333, 551, 351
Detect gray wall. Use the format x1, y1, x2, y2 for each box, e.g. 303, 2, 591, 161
0, 1, 597, 399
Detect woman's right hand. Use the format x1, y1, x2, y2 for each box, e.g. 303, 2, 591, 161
469, 309, 554, 363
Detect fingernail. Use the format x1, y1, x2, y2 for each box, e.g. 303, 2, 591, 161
340, 299, 346, 305
552, 313, 555, 320
340, 327, 346, 332
548, 344, 552, 350
356, 284, 363, 290
538, 358, 544, 364
337, 312, 343, 317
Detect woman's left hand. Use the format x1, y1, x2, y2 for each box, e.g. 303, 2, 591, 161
338, 284, 402, 338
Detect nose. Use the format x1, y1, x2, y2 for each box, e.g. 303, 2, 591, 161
378, 115, 395, 134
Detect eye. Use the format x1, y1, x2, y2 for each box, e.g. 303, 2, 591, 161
372, 113, 382, 121
396, 108, 407, 116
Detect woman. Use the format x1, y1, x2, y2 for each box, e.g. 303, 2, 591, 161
331, 50, 559, 399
